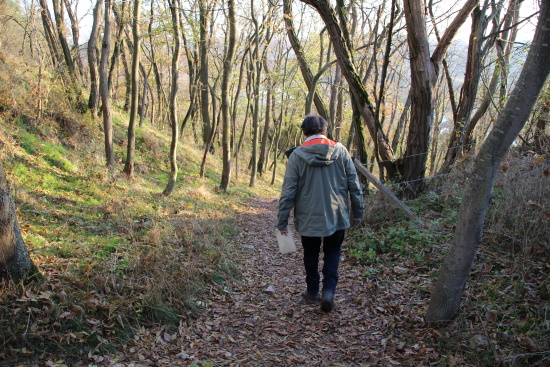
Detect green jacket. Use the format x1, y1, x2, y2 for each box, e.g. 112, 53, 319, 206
277, 137, 365, 237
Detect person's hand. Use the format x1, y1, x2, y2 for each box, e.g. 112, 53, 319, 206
280, 228, 288, 236
353, 218, 362, 226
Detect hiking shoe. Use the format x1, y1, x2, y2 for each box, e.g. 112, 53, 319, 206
321, 290, 334, 312
302, 291, 319, 304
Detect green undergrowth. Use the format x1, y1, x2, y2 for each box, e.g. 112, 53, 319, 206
0, 101, 282, 363
346, 162, 549, 366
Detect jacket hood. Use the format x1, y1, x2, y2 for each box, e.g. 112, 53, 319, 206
293, 139, 340, 167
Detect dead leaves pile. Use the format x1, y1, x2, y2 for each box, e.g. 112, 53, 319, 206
2, 197, 548, 366
106, 199, 447, 366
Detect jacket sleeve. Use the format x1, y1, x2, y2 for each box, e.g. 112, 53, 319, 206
343, 150, 365, 219
277, 153, 300, 231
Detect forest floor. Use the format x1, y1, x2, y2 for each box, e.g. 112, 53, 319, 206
97, 197, 444, 367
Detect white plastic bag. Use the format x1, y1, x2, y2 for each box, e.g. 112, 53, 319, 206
275, 228, 296, 254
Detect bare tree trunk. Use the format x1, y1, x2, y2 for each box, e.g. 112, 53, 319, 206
391, 93, 411, 154
249, 0, 261, 187
463, 0, 521, 153
38, 0, 61, 68
219, 0, 237, 193
123, 0, 142, 177
283, 0, 329, 120
199, 0, 211, 145
426, 1, 550, 322
99, 0, 114, 168
376, 0, 398, 124
0, 162, 35, 283
163, 0, 181, 196
200, 86, 219, 178
87, 0, 103, 117
108, 1, 127, 95
300, 0, 398, 179
402, 0, 478, 197
62, 0, 85, 82
257, 60, 272, 176
439, 3, 490, 175
51, 0, 76, 77
351, 98, 368, 163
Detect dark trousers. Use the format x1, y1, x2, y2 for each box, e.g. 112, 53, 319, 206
301, 229, 346, 295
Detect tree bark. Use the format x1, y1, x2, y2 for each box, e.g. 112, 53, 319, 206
199, 0, 212, 145
51, 0, 76, 77
219, 0, 237, 193
426, 0, 550, 322
38, 0, 62, 69
438, 1, 505, 174
0, 162, 35, 283
62, 0, 85, 81
402, 0, 478, 197
108, 1, 127, 96
163, 0, 181, 196
257, 60, 272, 176
283, 0, 329, 120
463, 0, 522, 153
99, 0, 114, 168
249, 0, 261, 187
300, 0, 398, 179
123, 0, 142, 177
87, 0, 103, 117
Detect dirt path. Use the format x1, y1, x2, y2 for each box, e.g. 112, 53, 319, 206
107, 197, 439, 366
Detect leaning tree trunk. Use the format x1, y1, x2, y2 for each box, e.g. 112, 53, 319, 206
38, 0, 62, 69
51, 0, 76, 78
63, 0, 85, 82
463, 0, 521, 154
0, 162, 35, 283
426, 0, 550, 322
300, 0, 397, 178
438, 5, 487, 175
283, 0, 329, 120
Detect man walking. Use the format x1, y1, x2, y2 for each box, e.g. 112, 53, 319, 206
277, 115, 364, 312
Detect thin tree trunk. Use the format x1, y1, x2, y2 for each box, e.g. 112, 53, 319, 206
199, 0, 211, 145
300, 0, 398, 179
402, 0, 478, 197
52, 0, 76, 77
62, 0, 85, 82
283, 0, 329, 120
99, 0, 114, 168
257, 60, 272, 176
249, 1, 261, 187
463, 0, 521, 153
38, 0, 62, 68
219, 0, 237, 193
87, 0, 103, 118
108, 1, 127, 95
163, 0, 181, 196
200, 88, 219, 178
123, 0, 142, 177
426, 0, 550, 322
439, 4, 489, 175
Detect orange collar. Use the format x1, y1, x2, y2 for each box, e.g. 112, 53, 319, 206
302, 138, 338, 147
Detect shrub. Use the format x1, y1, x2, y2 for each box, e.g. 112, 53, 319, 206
486, 149, 549, 253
